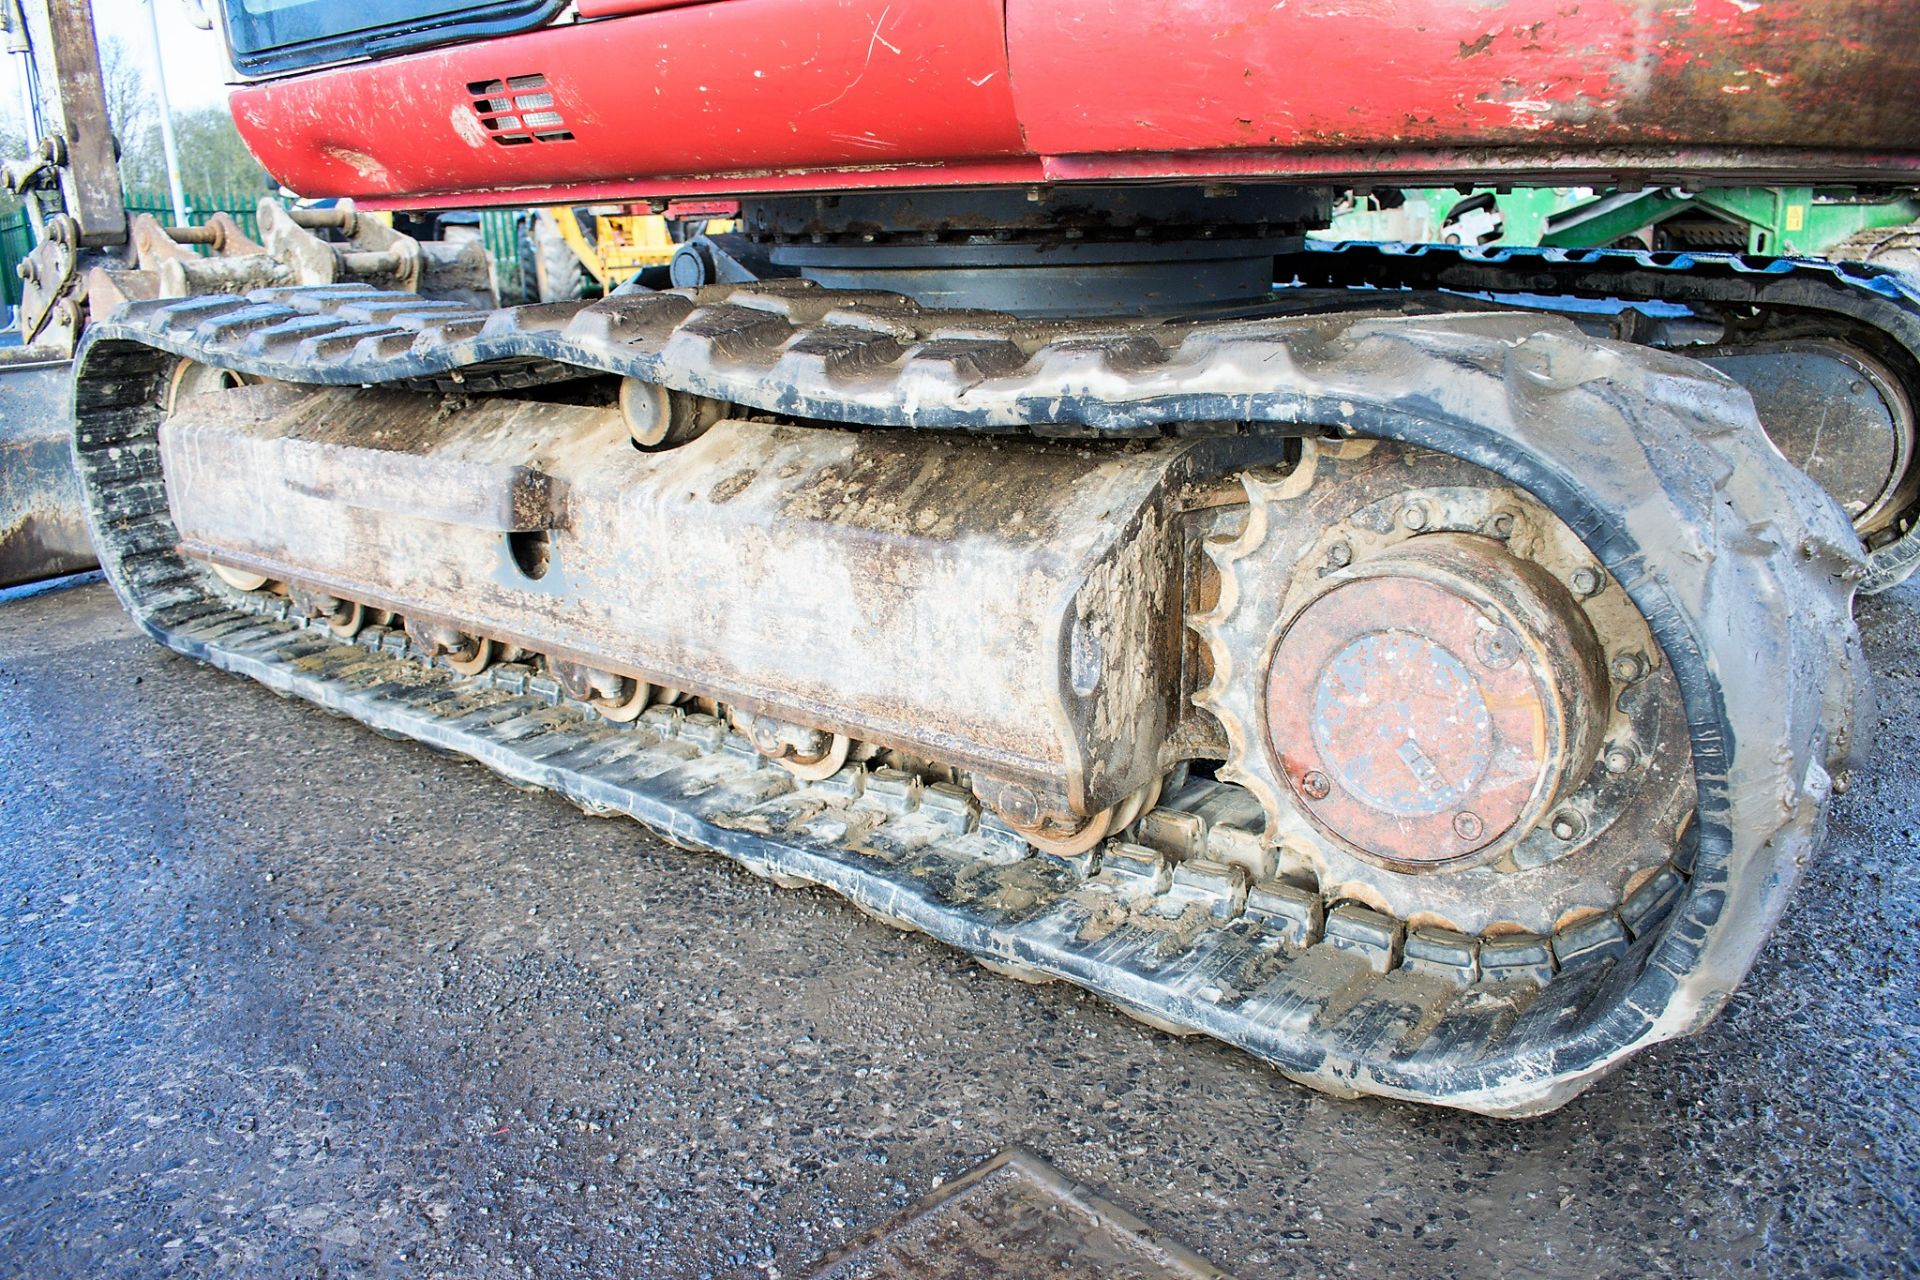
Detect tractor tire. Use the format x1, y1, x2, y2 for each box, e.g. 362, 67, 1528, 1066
515, 215, 591, 304
533, 216, 591, 303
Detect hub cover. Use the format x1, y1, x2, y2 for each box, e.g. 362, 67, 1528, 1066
1263, 534, 1606, 870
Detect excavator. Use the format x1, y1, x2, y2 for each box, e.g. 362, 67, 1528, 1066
8, 0, 1917, 1115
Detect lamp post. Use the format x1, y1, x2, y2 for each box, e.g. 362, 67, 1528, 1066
141, 0, 187, 226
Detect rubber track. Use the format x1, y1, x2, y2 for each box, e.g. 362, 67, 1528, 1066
1284, 240, 1920, 591
73, 286, 1866, 1114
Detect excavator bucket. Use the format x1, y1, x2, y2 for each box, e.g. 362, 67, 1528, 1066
0, 348, 91, 588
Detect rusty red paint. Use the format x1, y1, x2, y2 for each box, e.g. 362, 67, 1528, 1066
227, 0, 1920, 208
1262, 535, 1607, 869
1011, 0, 1920, 155
1265, 573, 1554, 864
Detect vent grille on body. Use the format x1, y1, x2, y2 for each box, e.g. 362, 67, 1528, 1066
467, 74, 573, 145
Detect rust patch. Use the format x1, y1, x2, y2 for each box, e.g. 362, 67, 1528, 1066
1457, 31, 1495, 59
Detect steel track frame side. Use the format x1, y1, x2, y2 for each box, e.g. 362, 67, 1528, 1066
69, 284, 1867, 1114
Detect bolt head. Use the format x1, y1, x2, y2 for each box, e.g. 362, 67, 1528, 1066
1474, 626, 1520, 670
1452, 810, 1484, 842
1610, 652, 1646, 684
1402, 502, 1430, 531
1604, 744, 1638, 775
1490, 512, 1516, 538
1570, 567, 1602, 597
1327, 541, 1353, 568
996, 783, 1038, 824
1300, 770, 1332, 801
1550, 811, 1585, 842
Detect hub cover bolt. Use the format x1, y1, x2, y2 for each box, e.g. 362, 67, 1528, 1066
1300, 770, 1332, 800
1474, 626, 1521, 670
1570, 567, 1603, 597
1610, 652, 1647, 684
1452, 811, 1484, 842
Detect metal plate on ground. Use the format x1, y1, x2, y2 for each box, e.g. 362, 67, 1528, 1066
802, 1149, 1236, 1280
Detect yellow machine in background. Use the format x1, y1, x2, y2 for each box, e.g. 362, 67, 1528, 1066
522, 207, 736, 301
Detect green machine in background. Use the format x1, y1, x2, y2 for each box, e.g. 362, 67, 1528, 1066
1322, 185, 1920, 266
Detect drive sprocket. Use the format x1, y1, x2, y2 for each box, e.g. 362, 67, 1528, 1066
1197, 437, 1697, 937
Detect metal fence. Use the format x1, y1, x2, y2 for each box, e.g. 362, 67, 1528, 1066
0, 190, 267, 309
0, 209, 32, 309
480, 208, 524, 302
121, 190, 266, 242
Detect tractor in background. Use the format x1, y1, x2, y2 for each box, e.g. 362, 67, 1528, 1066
513, 205, 739, 302
1329, 184, 1920, 262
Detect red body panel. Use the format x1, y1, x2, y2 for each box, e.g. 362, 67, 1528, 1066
228, 0, 1920, 208
230, 0, 1029, 202
1009, 0, 1920, 155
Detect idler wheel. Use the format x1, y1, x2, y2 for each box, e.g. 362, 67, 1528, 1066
738, 711, 854, 781
1005, 807, 1115, 859
444, 637, 495, 677
405, 618, 495, 676
165, 359, 251, 415
209, 561, 269, 592
326, 601, 368, 638
551, 658, 654, 722
990, 776, 1163, 859
288, 583, 370, 638
1263, 534, 1607, 871
592, 679, 654, 723
619, 379, 728, 451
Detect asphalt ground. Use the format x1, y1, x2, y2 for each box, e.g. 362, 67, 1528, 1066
0, 580, 1915, 1279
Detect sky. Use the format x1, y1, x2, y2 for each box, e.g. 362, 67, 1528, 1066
1, 0, 237, 131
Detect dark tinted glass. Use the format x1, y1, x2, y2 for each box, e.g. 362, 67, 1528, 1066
222, 0, 563, 74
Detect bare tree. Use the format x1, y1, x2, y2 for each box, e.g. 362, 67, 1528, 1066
98, 34, 157, 184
